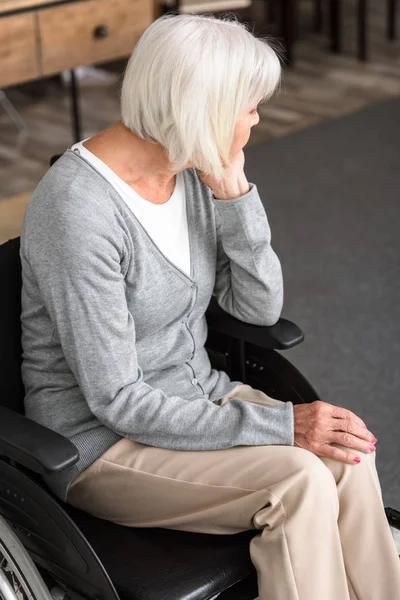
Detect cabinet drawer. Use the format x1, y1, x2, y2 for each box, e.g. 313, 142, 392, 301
0, 13, 39, 87
38, 0, 153, 76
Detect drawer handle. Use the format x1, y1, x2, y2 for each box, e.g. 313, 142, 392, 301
93, 25, 109, 39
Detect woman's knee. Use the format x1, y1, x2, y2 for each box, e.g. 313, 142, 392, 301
269, 446, 339, 504
288, 446, 337, 484
249, 446, 339, 530
245, 445, 338, 493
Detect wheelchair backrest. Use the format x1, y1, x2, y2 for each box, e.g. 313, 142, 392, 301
0, 237, 25, 413
0, 156, 62, 415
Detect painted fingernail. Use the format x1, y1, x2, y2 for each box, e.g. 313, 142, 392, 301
354, 457, 361, 463
371, 436, 377, 443
369, 444, 376, 452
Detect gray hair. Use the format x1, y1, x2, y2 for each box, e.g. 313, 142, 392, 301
121, 13, 281, 179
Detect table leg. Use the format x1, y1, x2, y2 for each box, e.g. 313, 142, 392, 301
387, 0, 397, 40
69, 69, 82, 144
358, 0, 368, 61
314, 0, 323, 32
280, 0, 296, 65
267, 0, 275, 23
329, 0, 342, 53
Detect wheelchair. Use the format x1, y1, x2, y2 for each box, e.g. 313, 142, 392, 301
1, 231, 399, 599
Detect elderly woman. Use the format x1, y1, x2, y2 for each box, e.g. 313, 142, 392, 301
20, 13, 400, 600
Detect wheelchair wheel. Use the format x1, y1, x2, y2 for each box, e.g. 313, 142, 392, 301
0, 514, 52, 600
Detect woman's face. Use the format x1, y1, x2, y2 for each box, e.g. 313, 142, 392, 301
230, 101, 261, 159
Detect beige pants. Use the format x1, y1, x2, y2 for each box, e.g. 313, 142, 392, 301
67, 384, 400, 600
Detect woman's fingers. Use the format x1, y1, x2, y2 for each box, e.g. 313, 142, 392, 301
315, 443, 363, 465
331, 404, 365, 427
329, 431, 376, 455
294, 436, 363, 465
330, 404, 376, 442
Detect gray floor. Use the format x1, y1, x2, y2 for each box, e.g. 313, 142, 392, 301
245, 98, 400, 509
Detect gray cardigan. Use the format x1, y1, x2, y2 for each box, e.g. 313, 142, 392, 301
20, 149, 294, 501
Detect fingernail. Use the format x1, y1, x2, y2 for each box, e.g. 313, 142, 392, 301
369, 444, 376, 452
354, 457, 361, 463
371, 436, 377, 443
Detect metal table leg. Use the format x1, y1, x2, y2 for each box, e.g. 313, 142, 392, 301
358, 0, 368, 61
69, 69, 82, 144
314, 0, 323, 32
329, 0, 342, 53
387, 0, 397, 40
280, 0, 297, 65
267, 0, 274, 23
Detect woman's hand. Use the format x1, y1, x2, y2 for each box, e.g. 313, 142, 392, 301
294, 400, 377, 464
196, 150, 251, 200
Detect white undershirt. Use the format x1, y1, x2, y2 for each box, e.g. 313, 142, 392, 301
70, 140, 191, 277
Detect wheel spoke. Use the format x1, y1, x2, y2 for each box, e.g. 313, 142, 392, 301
0, 548, 30, 600
0, 515, 52, 600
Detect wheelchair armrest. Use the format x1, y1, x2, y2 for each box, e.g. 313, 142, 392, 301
0, 405, 79, 474
206, 297, 304, 350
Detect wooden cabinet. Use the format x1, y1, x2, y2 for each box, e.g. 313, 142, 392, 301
0, 0, 154, 87
39, 0, 153, 76
0, 12, 39, 87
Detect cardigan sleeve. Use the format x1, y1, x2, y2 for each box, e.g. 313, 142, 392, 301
212, 183, 284, 326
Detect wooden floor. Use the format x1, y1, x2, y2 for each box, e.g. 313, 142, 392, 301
1, 0, 399, 243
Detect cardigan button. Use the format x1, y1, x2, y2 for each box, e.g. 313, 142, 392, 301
191, 378, 198, 386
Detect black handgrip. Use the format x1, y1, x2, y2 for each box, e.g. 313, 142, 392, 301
93, 25, 109, 39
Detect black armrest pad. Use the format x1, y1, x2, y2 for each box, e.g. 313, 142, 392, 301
0, 406, 79, 474
206, 297, 304, 350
